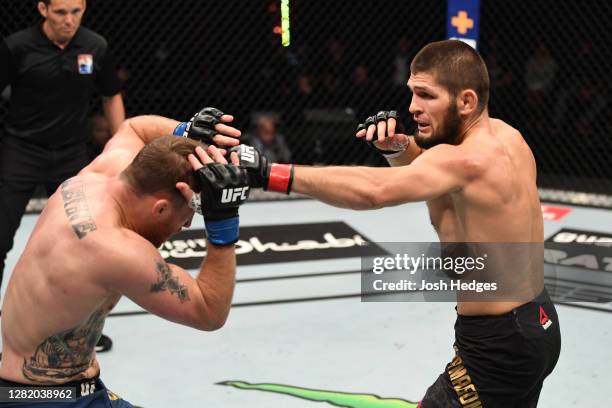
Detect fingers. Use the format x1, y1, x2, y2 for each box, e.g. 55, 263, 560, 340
215, 123, 241, 138
206, 145, 229, 164
230, 151, 239, 165
387, 117, 396, 138
220, 114, 234, 123
175, 181, 194, 203
376, 120, 387, 143
365, 123, 377, 141
188, 152, 205, 171
196, 145, 217, 165
212, 134, 240, 147
356, 128, 366, 138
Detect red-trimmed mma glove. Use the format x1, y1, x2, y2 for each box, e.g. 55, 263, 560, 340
356, 110, 409, 158
228, 144, 294, 194
195, 163, 250, 246
173, 107, 225, 146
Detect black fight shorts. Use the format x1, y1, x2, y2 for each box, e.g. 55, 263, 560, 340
419, 288, 561, 408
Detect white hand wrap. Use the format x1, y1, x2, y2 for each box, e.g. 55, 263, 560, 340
189, 194, 203, 215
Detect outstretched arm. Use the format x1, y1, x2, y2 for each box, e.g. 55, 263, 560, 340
292, 145, 477, 209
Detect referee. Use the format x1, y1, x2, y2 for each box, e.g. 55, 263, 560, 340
0, 0, 124, 287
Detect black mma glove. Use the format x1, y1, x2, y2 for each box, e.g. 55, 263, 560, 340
228, 144, 294, 194
194, 163, 250, 245
356, 110, 409, 156
173, 107, 225, 145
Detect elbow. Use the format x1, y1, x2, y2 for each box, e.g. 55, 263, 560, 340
197, 309, 230, 332
200, 319, 227, 332
351, 185, 387, 210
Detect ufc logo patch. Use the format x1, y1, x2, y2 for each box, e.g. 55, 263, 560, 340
221, 186, 249, 203
240, 145, 256, 163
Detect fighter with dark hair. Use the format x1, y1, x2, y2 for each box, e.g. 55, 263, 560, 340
230, 40, 561, 407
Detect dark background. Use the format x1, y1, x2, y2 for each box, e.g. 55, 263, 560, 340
1, 0, 611, 193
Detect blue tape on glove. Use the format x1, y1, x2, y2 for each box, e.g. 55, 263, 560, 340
173, 122, 189, 137
205, 217, 239, 245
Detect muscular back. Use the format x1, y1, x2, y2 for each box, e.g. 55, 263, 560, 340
1, 175, 122, 383
0, 149, 136, 384
1, 118, 236, 384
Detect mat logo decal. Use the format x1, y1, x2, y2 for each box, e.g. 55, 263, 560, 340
161, 222, 387, 269
219, 381, 418, 408
541, 205, 572, 221
545, 228, 612, 313
545, 228, 612, 272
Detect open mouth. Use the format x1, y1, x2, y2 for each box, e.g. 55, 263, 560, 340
417, 123, 431, 132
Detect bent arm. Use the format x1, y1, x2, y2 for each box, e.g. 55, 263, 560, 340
292, 145, 474, 209
79, 115, 180, 176
107, 237, 236, 331
102, 93, 125, 134
102, 114, 180, 153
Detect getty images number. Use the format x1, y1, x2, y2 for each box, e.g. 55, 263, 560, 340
8, 388, 73, 400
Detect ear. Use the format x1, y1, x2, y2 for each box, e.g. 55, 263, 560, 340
175, 182, 193, 203
82, 0, 87, 13
38, 1, 48, 18
457, 89, 478, 116
151, 199, 170, 218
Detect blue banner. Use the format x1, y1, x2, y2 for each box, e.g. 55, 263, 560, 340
447, 0, 480, 49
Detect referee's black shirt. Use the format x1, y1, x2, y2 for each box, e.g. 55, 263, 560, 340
0, 24, 121, 147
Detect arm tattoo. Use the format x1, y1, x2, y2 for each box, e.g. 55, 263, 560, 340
60, 177, 97, 239
150, 261, 190, 303
22, 309, 106, 383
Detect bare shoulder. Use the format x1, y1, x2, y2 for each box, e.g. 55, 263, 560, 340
79, 118, 150, 177
418, 143, 486, 180
490, 117, 524, 140
84, 228, 161, 287
490, 117, 534, 156
79, 148, 136, 178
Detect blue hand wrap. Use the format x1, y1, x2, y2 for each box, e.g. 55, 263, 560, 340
173, 122, 189, 137
205, 216, 240, 245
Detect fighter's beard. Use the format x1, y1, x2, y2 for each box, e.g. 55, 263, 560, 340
414, 103, 463, 149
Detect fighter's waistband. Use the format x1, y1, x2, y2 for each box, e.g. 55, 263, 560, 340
454, 288, 553, 335
0, 376, 103, 398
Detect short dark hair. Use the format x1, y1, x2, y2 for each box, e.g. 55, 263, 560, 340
121, 136, 203, 204
411, 40, 490, 114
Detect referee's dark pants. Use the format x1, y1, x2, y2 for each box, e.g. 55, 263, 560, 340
0, 136, 89, 286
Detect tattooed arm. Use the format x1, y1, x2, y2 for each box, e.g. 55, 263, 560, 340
101, 230, 236, 331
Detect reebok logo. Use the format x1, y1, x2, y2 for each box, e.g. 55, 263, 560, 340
221, 186, 249, 203
240, 145, 256, 163
539, 306, 553, 330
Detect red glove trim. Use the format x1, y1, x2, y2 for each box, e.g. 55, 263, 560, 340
267, 163, 294, 194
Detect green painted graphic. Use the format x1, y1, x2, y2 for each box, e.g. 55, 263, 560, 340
219, 381, 418, 408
